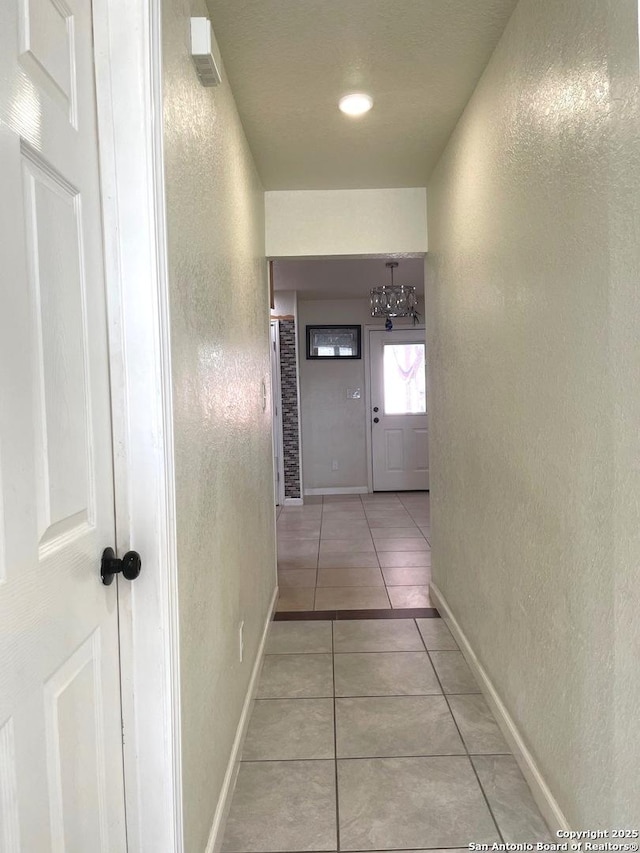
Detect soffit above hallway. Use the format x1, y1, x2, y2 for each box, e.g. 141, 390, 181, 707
205, 0, 518, 190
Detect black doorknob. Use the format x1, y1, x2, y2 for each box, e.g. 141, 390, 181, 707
373, 406, 379, 413
101, 547, 142, 585
373, 417, 379, 424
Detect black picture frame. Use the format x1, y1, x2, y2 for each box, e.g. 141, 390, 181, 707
306, 325, 362, 360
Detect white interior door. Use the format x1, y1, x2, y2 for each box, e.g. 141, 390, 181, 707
370, 329, 429, 491
0, 0, 127, 849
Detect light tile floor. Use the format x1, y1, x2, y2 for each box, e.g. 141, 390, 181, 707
277, 493, 432, 612
221, 618, 551, 852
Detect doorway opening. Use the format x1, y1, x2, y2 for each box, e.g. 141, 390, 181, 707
269, 256, 431, 614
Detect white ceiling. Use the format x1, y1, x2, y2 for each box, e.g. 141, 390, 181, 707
206, 0, 518, 190
273, 257, 424, 301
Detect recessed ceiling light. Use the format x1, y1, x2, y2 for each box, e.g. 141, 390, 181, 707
339, 93, 373, 117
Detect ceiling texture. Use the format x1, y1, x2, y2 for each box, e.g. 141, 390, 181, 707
206, 0, 519, 190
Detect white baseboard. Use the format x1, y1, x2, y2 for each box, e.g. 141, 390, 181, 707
430, 583, 571, 834
304, 486, 369, 496
283, 497, 304, 506
205, 586, 279, 853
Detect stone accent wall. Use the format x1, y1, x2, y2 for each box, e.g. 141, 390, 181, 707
278, 320, 301, 499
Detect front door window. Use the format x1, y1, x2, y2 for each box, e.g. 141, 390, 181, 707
383, 343, 426, 415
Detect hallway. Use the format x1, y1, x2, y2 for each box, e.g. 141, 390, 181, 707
221, 617, 551, 851
277, 493, 432, 612
2, 0, 638, 843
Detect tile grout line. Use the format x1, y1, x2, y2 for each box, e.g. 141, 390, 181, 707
415, 619, 506, 845
253, 691, 480, 699
331, 620, 341, 852
368, 493, 431, 612
231, 847, 465, 853
313, 496, 324, 611
365, 496, 397, 614
237, 751, 512, 762
267, 649, 461, 658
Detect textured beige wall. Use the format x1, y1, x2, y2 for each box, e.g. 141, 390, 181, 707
162, 1, 277, 849
298, 299, 371, 491
426, 0, 640, 828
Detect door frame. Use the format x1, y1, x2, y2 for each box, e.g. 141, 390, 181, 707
93, 1, 183, 851
270, 321, 286, 506
364, 324, 427, 493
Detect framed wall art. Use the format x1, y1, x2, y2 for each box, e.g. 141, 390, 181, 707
306, 325, 362, 360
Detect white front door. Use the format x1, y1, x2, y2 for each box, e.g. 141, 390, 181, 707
0, 0, 127, 849
370, 329, 429, 491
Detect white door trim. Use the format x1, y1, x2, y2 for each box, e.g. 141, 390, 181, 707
364, 324, 426, 493
270, 321, 285, 506
93, 1, 183, 851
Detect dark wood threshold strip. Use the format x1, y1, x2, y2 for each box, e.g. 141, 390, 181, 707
274, 607, 440, 621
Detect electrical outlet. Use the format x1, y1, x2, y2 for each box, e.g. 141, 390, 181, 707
239, 621, 244, 662
331, 459, 339, 471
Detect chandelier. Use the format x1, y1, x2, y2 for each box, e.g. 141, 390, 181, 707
370, 262, 419, 329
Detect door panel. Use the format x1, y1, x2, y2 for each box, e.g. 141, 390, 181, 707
44, 631, 109, 853
370, 329, 429, 491
19, 0, 77, 114
414, 428, 429, 471
23, 150, 94, 548
385, 430, 405, 472
0, 0, 127, 848
0, 717, 20, 851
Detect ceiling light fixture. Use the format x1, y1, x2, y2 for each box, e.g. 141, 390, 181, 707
370, 262, 420, 330
339, 93, 373, 116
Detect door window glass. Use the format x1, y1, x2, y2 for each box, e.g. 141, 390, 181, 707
383, 343, 426, 414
